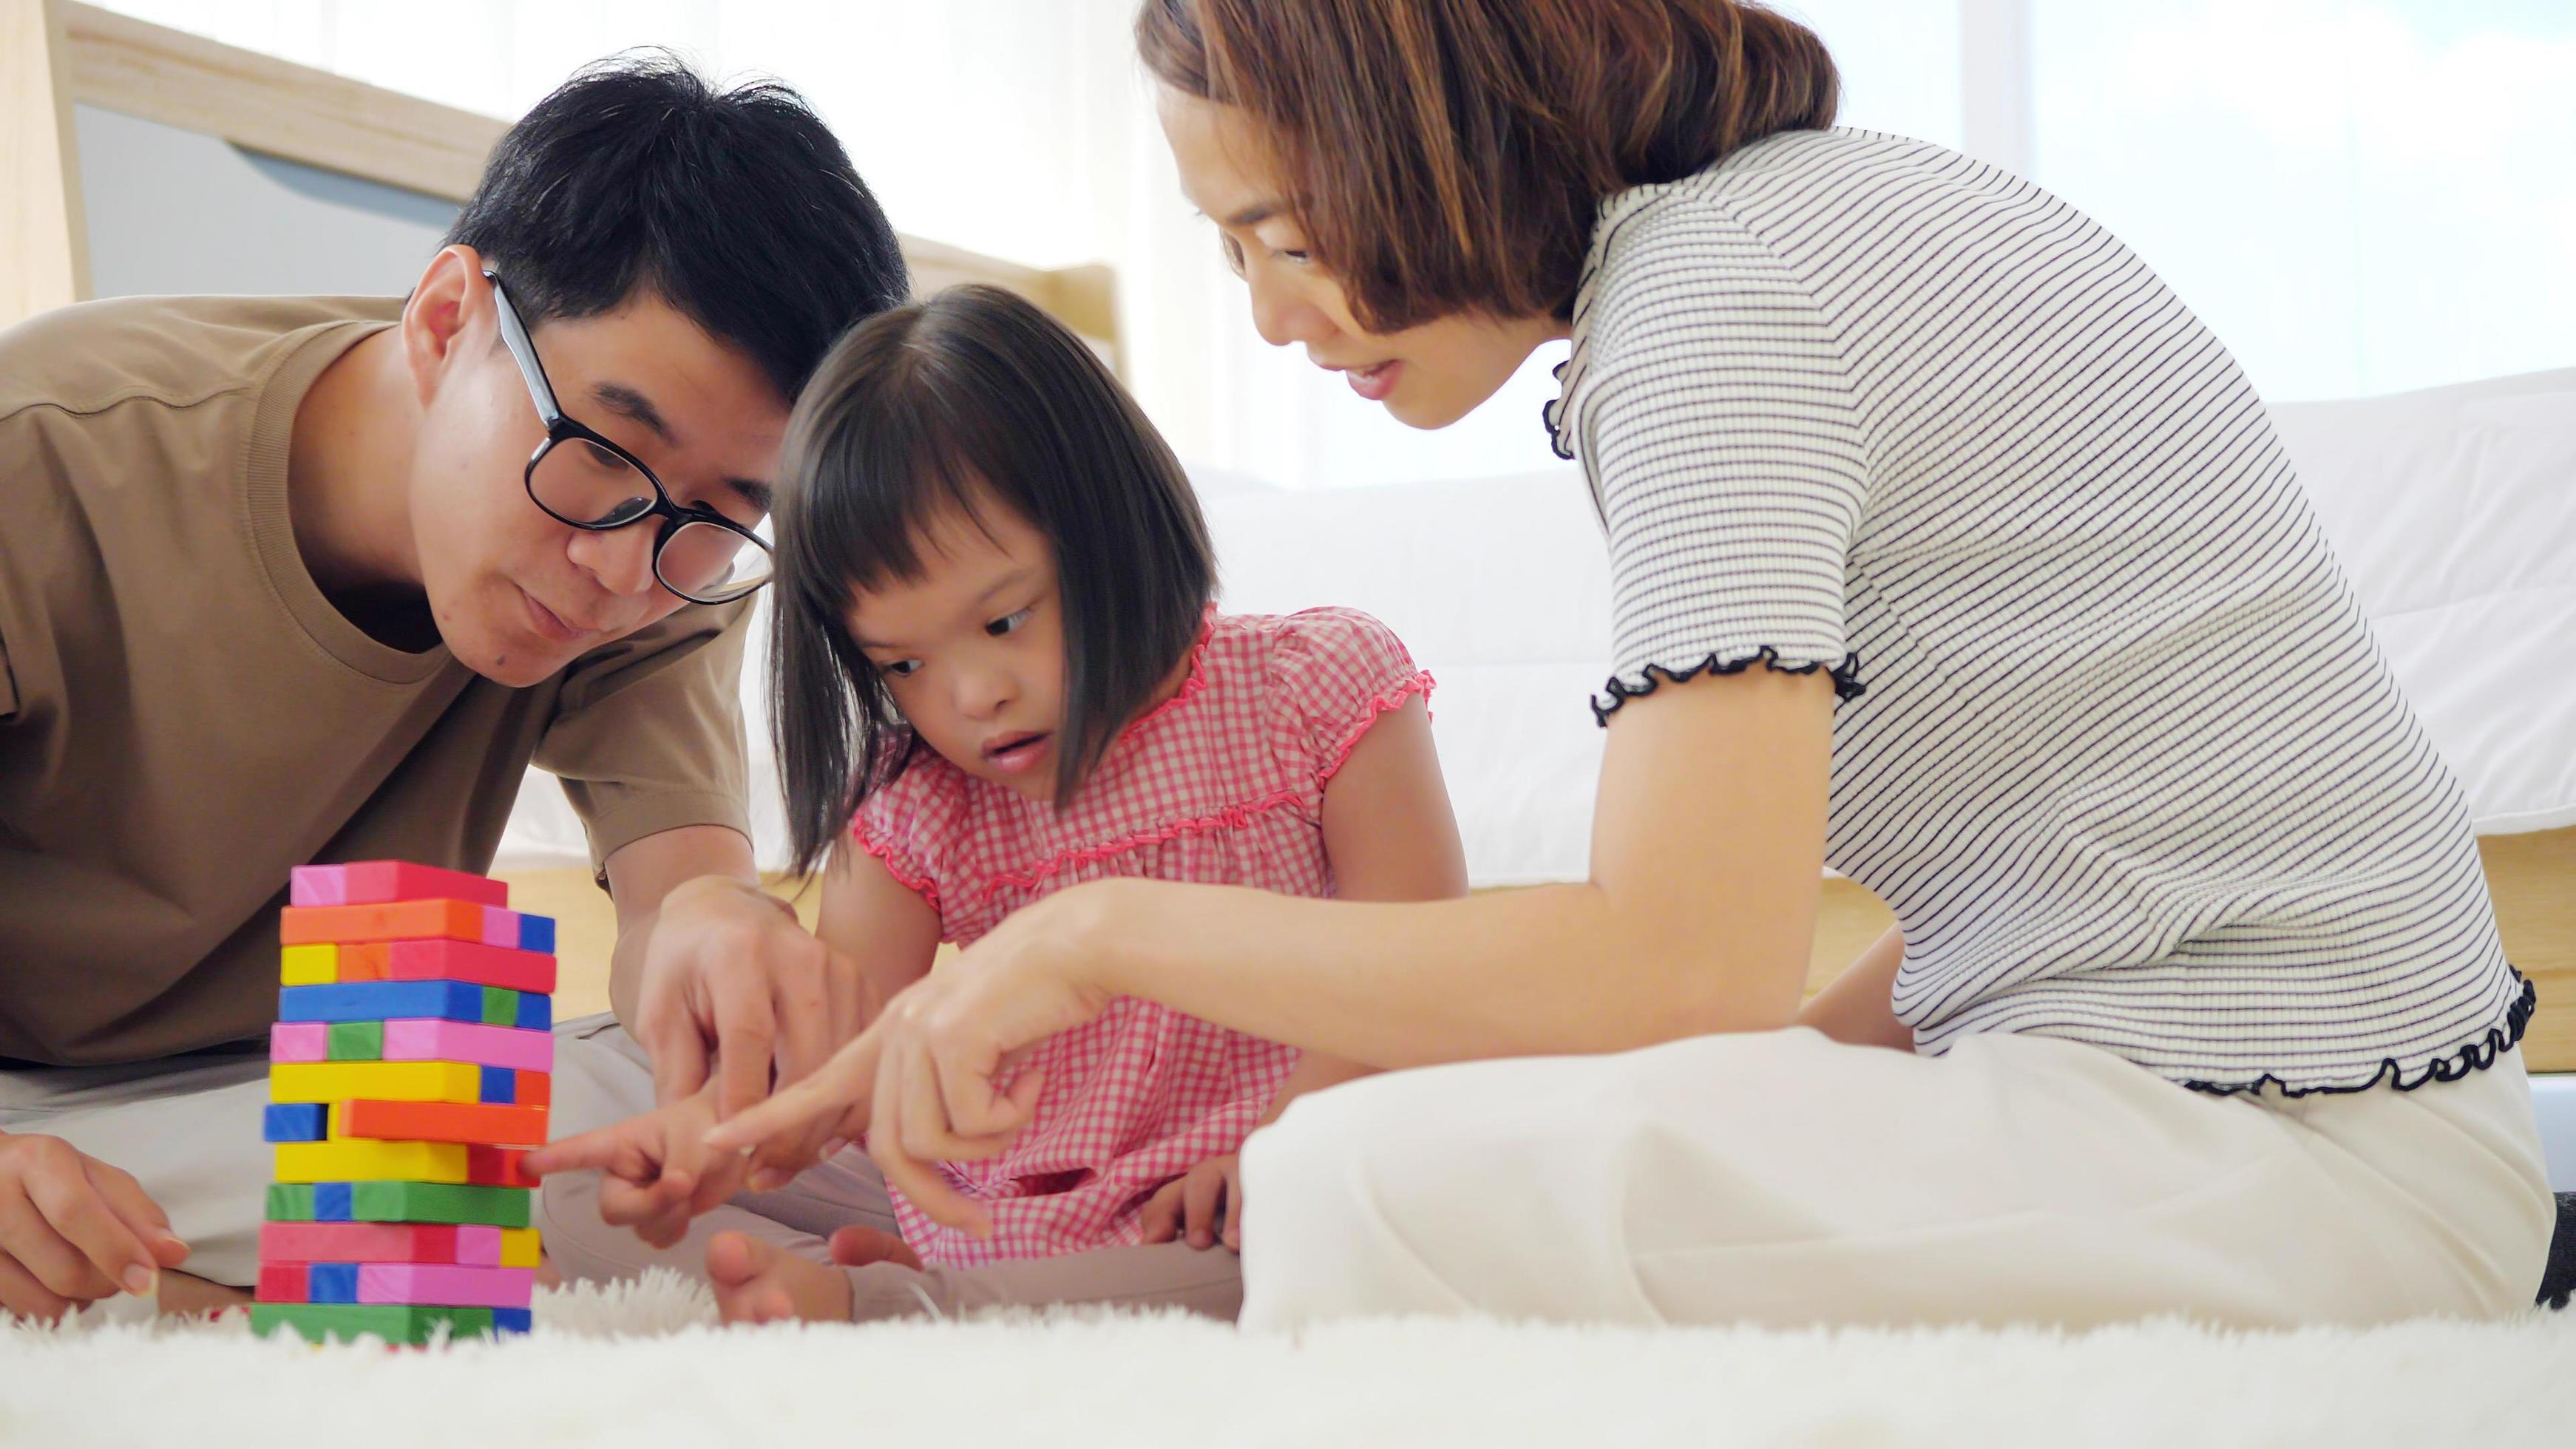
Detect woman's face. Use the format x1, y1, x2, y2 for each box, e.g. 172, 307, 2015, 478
1158, 90, 1565, 431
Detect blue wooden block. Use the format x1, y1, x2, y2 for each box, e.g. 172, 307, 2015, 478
517, 914, 555, 954
315, 1182, 354, 1221
279, 980, 483, 1025
490, 1307, 532, 1334
263, 1103, 328, 1142
514, 992, 551, 1031
308, 1263, 359, 1304
479, 1066, 515, 1104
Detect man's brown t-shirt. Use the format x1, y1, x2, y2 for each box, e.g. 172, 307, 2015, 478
0, 296, 753, 1065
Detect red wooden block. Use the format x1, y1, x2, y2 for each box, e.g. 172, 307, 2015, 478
383, 939, 556, 994
336, 1099, 549, 1147
467, 1146, 536, 1189
291, 862, 507, 909
260, 1221, 461, 1265
349, 862, 507, 908
279, 899, 485, 946
513, 1072, 550, 1108
256, 1263, 310, 1303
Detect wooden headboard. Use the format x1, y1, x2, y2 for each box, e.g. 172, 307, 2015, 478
1, 0, 1119, 362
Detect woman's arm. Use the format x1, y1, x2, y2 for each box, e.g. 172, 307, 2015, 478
1078, 664, 1833, 1068
1795, 923, 1913, 1051
708, 665, 1834, 1229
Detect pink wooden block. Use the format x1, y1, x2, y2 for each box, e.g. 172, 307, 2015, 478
381, 1019, 554, 1073
455, 1224, 502, 1267
480, 906, 520, 947
357, 1263, 535, 1309
269, 1022, 330, 1063
288, 866, 349, 907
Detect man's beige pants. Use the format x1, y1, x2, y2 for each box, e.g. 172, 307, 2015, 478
1238, 1026, 2556, 1331
0, 1017, 1241, 1322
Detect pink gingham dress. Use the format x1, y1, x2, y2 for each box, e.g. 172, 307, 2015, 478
851, 607, 1432, 1267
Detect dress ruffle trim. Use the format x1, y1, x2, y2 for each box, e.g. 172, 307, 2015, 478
850, 828, 942, 914
2180, 968, 2538, 1099
1315, 671, 1435, 789
1590, 648, 1865, 724
897, 671, 1438, 919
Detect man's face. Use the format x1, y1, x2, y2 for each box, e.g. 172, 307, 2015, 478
407, 271, 789, 687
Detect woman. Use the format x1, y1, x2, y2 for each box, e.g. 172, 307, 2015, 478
717, 0, 2551, 1330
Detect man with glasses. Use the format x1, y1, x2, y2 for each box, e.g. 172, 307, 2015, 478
0, 58, 903, 1317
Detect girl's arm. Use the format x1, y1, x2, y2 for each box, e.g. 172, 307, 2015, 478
1079, 664, 1831, 1068
814, 844, 945, 1034
1263, 694, 1471, 1107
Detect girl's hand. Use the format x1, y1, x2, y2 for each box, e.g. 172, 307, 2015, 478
523, 1086, 749, 1249
704, 883, 1125, 1237
1139, 1153, 1243, 1252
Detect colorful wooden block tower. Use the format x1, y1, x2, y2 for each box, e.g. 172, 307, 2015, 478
250, 861, 556, 1346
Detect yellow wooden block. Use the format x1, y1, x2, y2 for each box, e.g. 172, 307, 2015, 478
274, 1138, 470, 1184
268, 1061, 481, 1104
497, 1228, 542, 1268
280, 944, 339, 985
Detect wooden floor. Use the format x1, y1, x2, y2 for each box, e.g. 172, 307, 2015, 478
499, 826, 2571, 1071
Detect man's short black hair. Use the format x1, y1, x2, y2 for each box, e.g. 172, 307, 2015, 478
447, 52, 906, 400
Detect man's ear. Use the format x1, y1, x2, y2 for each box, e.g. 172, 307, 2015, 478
401, 245, 487, 408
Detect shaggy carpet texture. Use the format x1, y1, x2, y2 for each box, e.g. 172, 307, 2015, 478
4, 1272, 2572, 1448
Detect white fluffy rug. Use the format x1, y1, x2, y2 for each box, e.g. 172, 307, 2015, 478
5, 1273, 2572, 1448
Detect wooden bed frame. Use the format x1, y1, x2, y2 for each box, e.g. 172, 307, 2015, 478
0, 0, 1119, 358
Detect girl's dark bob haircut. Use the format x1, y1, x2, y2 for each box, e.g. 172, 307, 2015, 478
769, 284, 1216, 876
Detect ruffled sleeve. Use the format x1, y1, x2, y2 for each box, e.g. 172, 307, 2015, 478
849, 754, 965, 917
1556, 194, 1871, 724
1264, 608, 1436, 792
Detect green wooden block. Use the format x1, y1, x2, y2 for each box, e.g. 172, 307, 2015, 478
265, 1183, 317, 1221
479, 985, 515, 1026
251, 1302, 497, 1346
350, 1180, 532, 1227
327, 1019, 384, 1061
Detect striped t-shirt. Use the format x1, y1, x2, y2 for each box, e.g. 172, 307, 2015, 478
1545, 127, 2529, 1094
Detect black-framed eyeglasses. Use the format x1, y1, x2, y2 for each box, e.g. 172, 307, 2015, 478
485, 270, 773, 605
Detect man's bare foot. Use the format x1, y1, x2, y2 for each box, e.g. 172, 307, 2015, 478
706, 1230, 853, 1324
157, 1269, 249, 1318
825, 1224, 923, 1272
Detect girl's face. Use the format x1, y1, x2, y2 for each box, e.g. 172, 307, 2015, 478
844, 501, 1067, 803
1159, 89, 1566, 431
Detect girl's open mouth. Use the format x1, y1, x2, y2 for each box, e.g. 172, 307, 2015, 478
982, 731, 1053, 776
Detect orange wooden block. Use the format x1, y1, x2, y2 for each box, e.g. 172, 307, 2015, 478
279, 899, 484, 946
333, 1099, 549, 1147
337, 943, 390, 981
514, 1073, 550, 1108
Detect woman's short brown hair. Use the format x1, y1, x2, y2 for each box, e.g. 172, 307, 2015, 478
1138, 0, 1837, 333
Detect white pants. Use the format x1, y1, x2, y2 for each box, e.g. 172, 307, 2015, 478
1238, 1028, 2555, 1331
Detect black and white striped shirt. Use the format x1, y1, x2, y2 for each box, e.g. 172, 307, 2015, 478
1546, 128, 2529, 1094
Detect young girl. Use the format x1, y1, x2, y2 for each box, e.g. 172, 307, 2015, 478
529, 284, 1466, 1322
